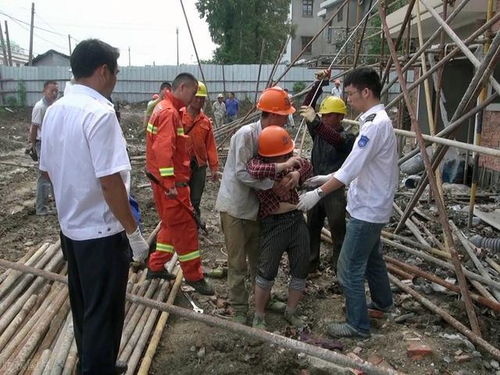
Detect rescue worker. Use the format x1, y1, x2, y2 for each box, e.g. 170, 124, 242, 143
146, 73, 214, 295
298, 67, 398, 338
299, 73, 355, 274
331, 79, 342, 97
212, 93, 226, 128
180, 81, 220, 224
215, 86, 297, 324
143, 81, 171, 129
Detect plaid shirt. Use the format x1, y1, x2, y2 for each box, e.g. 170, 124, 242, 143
316, 122, 345, 146
247, 156, 313, 218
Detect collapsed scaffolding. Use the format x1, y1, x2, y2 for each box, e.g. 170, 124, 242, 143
0, 0, 499, 374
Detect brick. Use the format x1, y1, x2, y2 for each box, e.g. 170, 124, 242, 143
368, 308, 385, 319
407, 343, 433, 360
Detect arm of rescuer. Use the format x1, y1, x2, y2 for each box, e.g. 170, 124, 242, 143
246, 156, 304, 180
151, 110, 178, 196
303, 73, 330, 139
315, 123, 356, 152
234, 130, 274, 190
205, 118, 220, 181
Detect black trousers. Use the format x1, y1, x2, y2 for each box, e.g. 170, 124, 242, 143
189, 160, 207, 220
307, 187, 347, 273
61, 231, 129, 375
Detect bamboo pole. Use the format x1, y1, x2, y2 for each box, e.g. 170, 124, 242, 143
381, 238, 500, 290
381, 231, 450, 259
31, 349, 51, 375
384, 256, 500, 312
449, 221, 500, 302
0, 287, 68, 375
0, 260, 399, 375
43, 311, 72, 375
0, 294, 37, 352
123, 281, 171, 373
124, 278, 151, 325
0, 243, 47, 286
386, 264, 414, 280
119, 279, 160, 355
485, 257, 500, 274
137, 270, 183, 375
61, 339, 77, 375
389, 274, 500, 360
0, 251, 63, 336
393, 203, 431, 247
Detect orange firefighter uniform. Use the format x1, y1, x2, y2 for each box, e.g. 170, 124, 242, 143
146, 91, 203, 281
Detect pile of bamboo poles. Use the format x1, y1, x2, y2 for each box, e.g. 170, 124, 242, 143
0, 238, 183, 375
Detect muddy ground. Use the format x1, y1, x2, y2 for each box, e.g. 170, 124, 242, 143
0, 105, 498, 375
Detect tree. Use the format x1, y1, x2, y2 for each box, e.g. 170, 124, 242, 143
196, 0, 293, 64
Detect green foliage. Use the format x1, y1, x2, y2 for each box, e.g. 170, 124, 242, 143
292, 81, 306, 94
5, 96, 18, 107
196, 0, 292, 64
17, 81, 27, 107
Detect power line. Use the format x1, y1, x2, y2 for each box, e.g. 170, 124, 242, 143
7, 16, 67, 53
0, 10, 68, 38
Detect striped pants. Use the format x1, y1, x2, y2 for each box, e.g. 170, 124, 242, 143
148, 184, 203, 281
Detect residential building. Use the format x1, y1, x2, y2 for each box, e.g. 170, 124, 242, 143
0, 50, 29, 67
31, 49, 70, 67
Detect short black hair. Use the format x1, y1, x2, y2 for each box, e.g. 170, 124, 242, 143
70, 39, 120, 80
172, 73, 197, 90
344, 67, 382, 99
43, 80, 58, 89
160, 81, 171, 91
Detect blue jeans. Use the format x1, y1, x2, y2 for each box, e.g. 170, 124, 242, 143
337, 218, 393, 334
35, 140, 53, 214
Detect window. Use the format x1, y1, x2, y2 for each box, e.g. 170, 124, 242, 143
301, 36, 313, 54
337, 7, 343, 22
327, 21, 333, 44
302, 0, 313, 17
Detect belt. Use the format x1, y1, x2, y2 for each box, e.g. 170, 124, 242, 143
175, 182, 189, 187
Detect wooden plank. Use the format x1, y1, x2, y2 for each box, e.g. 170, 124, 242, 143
473, 208, 500, 231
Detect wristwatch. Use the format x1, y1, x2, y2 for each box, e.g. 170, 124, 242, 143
316, 187, 325, 198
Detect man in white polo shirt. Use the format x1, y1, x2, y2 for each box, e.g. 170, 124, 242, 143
298, 67, 398, 338
40, 39, 149, 374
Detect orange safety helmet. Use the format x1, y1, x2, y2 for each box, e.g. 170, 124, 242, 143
258, 125, 295, 157
256, 87, 296, 115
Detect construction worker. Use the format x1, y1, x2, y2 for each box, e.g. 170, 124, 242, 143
29, 80, 59, 216
212, 93, 226, 128
225, 92, 239, 123
215, 86, 296, 324
246, 126, 312, 330
180, 81, 219, 224
143, 81, 171, 128
146, 73, 214, 295
331, 79, 342, 97
299, 75, 355, 275
40, 39, 149, 374
298, 67, 398, 338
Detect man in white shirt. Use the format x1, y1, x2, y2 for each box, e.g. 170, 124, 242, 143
40, 39, 149, 374
215, 87, 297, 324
30, 80, 58, 215
331, 79, 342, 97
212, 93, 226, 128
298, 67, 398, 338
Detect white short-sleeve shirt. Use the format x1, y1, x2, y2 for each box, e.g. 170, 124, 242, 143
40, 84, 131, 241
333, 104, 398, 223
31, 97, 50, 140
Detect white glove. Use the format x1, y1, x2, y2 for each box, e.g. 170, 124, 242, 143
297, 188, 323, 212
303, 174, 332, 188
299, 106, 317, 123
126, 227, 149, 262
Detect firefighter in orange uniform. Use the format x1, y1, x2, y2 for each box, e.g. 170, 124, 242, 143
180, 81, 220, 225
146, 73, 214, 295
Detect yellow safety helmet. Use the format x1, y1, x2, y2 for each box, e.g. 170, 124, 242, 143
318, 96, 347, 115
196, 81, 208, 97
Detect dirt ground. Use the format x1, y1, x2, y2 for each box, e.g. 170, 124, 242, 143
0, 105, 498, 375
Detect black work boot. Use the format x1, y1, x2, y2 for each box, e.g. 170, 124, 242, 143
186, 278, 215, 295
146, 269, 176, 280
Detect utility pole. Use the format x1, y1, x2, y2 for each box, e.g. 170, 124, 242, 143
0, 22, 8, 66
28, 2, 35, 65
5, 21, 12, 66
68, 34, 72, 55
176, 27, 179, 66
128, 47, 131, 66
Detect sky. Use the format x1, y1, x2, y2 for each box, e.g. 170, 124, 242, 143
0, 0, 217, 66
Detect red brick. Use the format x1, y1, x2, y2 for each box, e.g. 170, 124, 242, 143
368, 308, 385, 319
407, 343, 433, 360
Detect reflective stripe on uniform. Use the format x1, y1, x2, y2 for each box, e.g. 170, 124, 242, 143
156, 242, 174, 253
177, 127, 185, 136
159, 167, 174, 176
178, 250, 201, 262
147, 123, 158, 134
